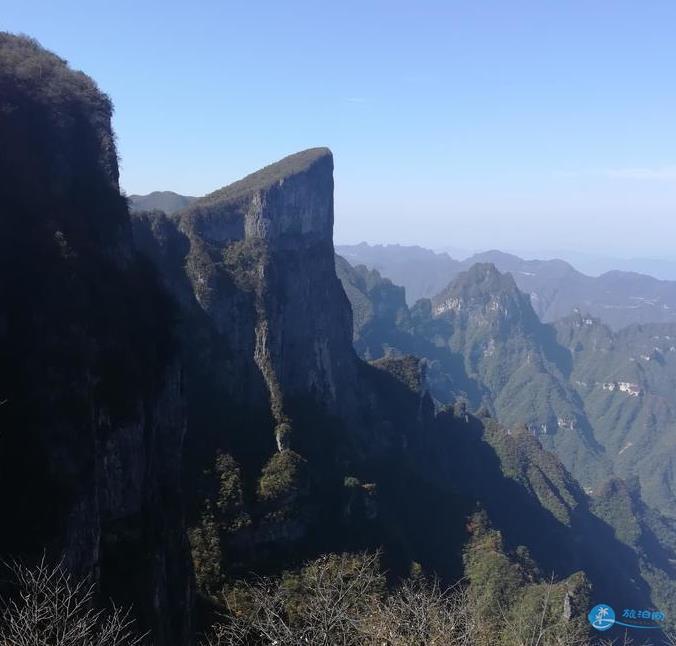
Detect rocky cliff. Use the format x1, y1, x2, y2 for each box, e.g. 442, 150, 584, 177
132, 150, 377, 601
178, 148, 356, 420
0, 33, 192, 644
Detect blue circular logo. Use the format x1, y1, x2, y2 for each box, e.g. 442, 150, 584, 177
588, 604, 616, 631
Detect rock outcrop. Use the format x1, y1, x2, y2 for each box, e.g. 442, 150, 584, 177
134, 149, 357, 446
179, 148, 355, 418
132, 149, 367, 588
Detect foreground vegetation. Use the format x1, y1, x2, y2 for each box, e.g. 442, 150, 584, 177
3, 551, 675, 645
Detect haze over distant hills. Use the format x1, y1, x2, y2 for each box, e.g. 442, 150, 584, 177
129, 194, 676, 296
337, 243, 676, 331
124, 197, 676, 331
434, 247, 676, 283
508, 251, 676, 283
128, 190, 196, 215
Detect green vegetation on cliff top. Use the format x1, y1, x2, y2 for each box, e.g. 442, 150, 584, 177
196, 147, 332, 207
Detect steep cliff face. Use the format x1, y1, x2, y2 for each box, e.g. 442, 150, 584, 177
132, 151, 373, 598
133, 151, 468, 591
134, 150, 359, 480
178, 148, 355, 420
0, 34, 191, 644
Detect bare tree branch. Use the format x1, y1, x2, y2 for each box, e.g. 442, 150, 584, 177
0, 557, 145, 646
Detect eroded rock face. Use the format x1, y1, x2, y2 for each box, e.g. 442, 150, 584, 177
186, 150, 353, 411
0, 34, 192, 646
60, 364, 191, 646
132, 149, 362, 569
142, 149, 356, 425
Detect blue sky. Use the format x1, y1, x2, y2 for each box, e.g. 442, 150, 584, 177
3, 1, 676, 257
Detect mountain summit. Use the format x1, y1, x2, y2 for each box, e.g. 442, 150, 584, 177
177, 148, 335, 250
198, 147, 332, 206
432, 263, 538, 330
339, 242, 676, 329
128, 191, 196, 214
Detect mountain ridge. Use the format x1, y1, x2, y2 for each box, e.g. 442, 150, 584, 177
128, 190, 197, 214
337, 253, 676, 627
338, 242, 676, 330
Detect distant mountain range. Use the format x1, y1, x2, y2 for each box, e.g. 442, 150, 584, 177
128, 190, 196, 214
436, 247, 676, 282
337, 256, 676, 624
338, 243, 463, 304
537, 251, 676, 282
337, 243, 676, 331
337, 256, 676, 516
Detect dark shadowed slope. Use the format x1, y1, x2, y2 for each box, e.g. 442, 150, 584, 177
0, 33, 192, 645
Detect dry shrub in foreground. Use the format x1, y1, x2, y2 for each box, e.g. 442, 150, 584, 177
0, 557, 144, 646
203, 551, 596, 646
1, 554, 657, 645
363, 576, 479, 645
205, 552, 383, 645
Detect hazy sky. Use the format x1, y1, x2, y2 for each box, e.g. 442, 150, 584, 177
3, 1, 676, 257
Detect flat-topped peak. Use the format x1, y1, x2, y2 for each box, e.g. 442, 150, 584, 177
176, 147, 335, 247
197, 147, 332, 207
